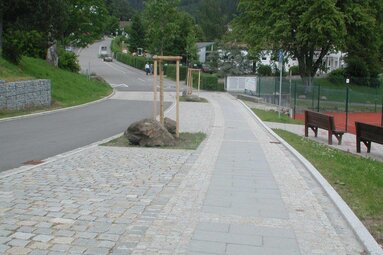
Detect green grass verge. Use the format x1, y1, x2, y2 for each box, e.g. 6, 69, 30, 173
0, 57, 33, 81
0, 56, 112, 118
102, 132, 206, 150
252, 108, 304, 124
274, 129, 383, 245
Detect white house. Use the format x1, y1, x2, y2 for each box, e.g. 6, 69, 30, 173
196, 42, 215, 63
258, 50, 345, 74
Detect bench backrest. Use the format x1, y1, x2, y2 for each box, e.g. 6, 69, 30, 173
355, 122, 383, 143
305, 110, 335, 130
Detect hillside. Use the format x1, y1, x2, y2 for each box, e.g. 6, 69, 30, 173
0, 57, 112, 115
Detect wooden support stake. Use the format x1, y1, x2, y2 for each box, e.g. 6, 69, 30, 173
153, 60, 157, 119
159, 61, 164, 125
176, 60, 180, 138
198, 70, 201, 97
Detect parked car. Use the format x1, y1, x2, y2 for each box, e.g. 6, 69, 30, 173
103, 54, 113, 62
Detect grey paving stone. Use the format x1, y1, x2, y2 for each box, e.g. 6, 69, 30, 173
84, 247, 110, 255
75, 232, 98, 239
29, 249, 49, 255
192, 230, 262, 246
263, 236, 300, 250
34, 228, 53, 235
188, 240, 226, 254
68, 245, 87, 254
7, 238, 31, 247
226, 244, 301, 255
229, 225, 296, 239
0, 229, 12, 237
32, 234, 53, 243
97, 240, 116, 248
0, 236, 11, 244
55, 230, 75, 237
0, 244, 10, 253
50, 244, 71, 252
195, 222, 230, 233
97, 233, 120, 242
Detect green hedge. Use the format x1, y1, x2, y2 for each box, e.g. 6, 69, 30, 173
166, 64, 188, 80
191, 72, 224, 91
116, 52, 148, 71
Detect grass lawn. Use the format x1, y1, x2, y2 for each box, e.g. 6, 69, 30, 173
102, 132, 206, 150
274, 129, 383, 245
252, 108, 304, 124
0, 56, 112, 118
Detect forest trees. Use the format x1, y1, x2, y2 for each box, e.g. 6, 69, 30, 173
0, 0, 116, 64
233, 0, 383, 86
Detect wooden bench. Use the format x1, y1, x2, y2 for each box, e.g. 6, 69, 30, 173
304, 110, 345, 145
355, 122, 383, 153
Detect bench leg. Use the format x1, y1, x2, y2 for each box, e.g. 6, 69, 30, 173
328, 131, 333, 145
334, 134, 343, 145
356, 137, 361, 153
309, 127, 318, 137
305, 124, 308, 137
361, 140, 371, 153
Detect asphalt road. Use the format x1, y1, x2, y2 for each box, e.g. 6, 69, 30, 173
79, 38, 179, 92
0, 38, 173, 172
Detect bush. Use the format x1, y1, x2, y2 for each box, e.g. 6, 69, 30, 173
58, 48, 80, 73
289, 65, 300, 75
257, 64, 273, 76
191, 72, 223, 91
116, 53, 147, 71
2, 29, 45, 64
166, 64, 187, 80
346, 57, 370, 86
327, 68, 346, 84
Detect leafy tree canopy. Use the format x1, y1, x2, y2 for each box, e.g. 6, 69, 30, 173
233, 0, 383, 84
142, 0, 197, 60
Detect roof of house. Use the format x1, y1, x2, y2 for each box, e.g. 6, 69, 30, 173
196, 42, 215, 49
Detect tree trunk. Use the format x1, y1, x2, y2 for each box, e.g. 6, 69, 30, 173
0, 15, 3, 52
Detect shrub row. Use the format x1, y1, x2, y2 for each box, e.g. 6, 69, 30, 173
116, 52, 147, 71
191, 72, 224, 91
165, 64, 188, 81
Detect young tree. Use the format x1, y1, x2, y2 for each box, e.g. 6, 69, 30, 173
234, 0, 346, 86
142, 0, 180, 55
142, 0, 197, 59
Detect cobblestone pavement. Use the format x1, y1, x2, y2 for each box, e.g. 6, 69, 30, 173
0, 92, 372, 254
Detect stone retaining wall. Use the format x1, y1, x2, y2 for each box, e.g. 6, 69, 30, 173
0, 79, 51, 110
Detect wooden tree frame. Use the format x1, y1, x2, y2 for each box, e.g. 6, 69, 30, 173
186, 68, 201, 96
152, 55, 182, 138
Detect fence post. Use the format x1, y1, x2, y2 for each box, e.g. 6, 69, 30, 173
258, 77, 261, 97
274, 77, 277, 104
345, 86, 349, 132
317, 83, 321, 112
381, 95, 383, 127
311, 83, 315, 110
293, 81, 297, 119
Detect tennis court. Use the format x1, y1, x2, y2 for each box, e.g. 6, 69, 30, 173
295, 111, 382, 134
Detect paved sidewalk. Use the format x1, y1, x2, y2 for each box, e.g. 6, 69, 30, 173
0, 92, 377, 254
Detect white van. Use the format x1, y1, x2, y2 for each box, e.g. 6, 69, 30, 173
99, 46, 108, 58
